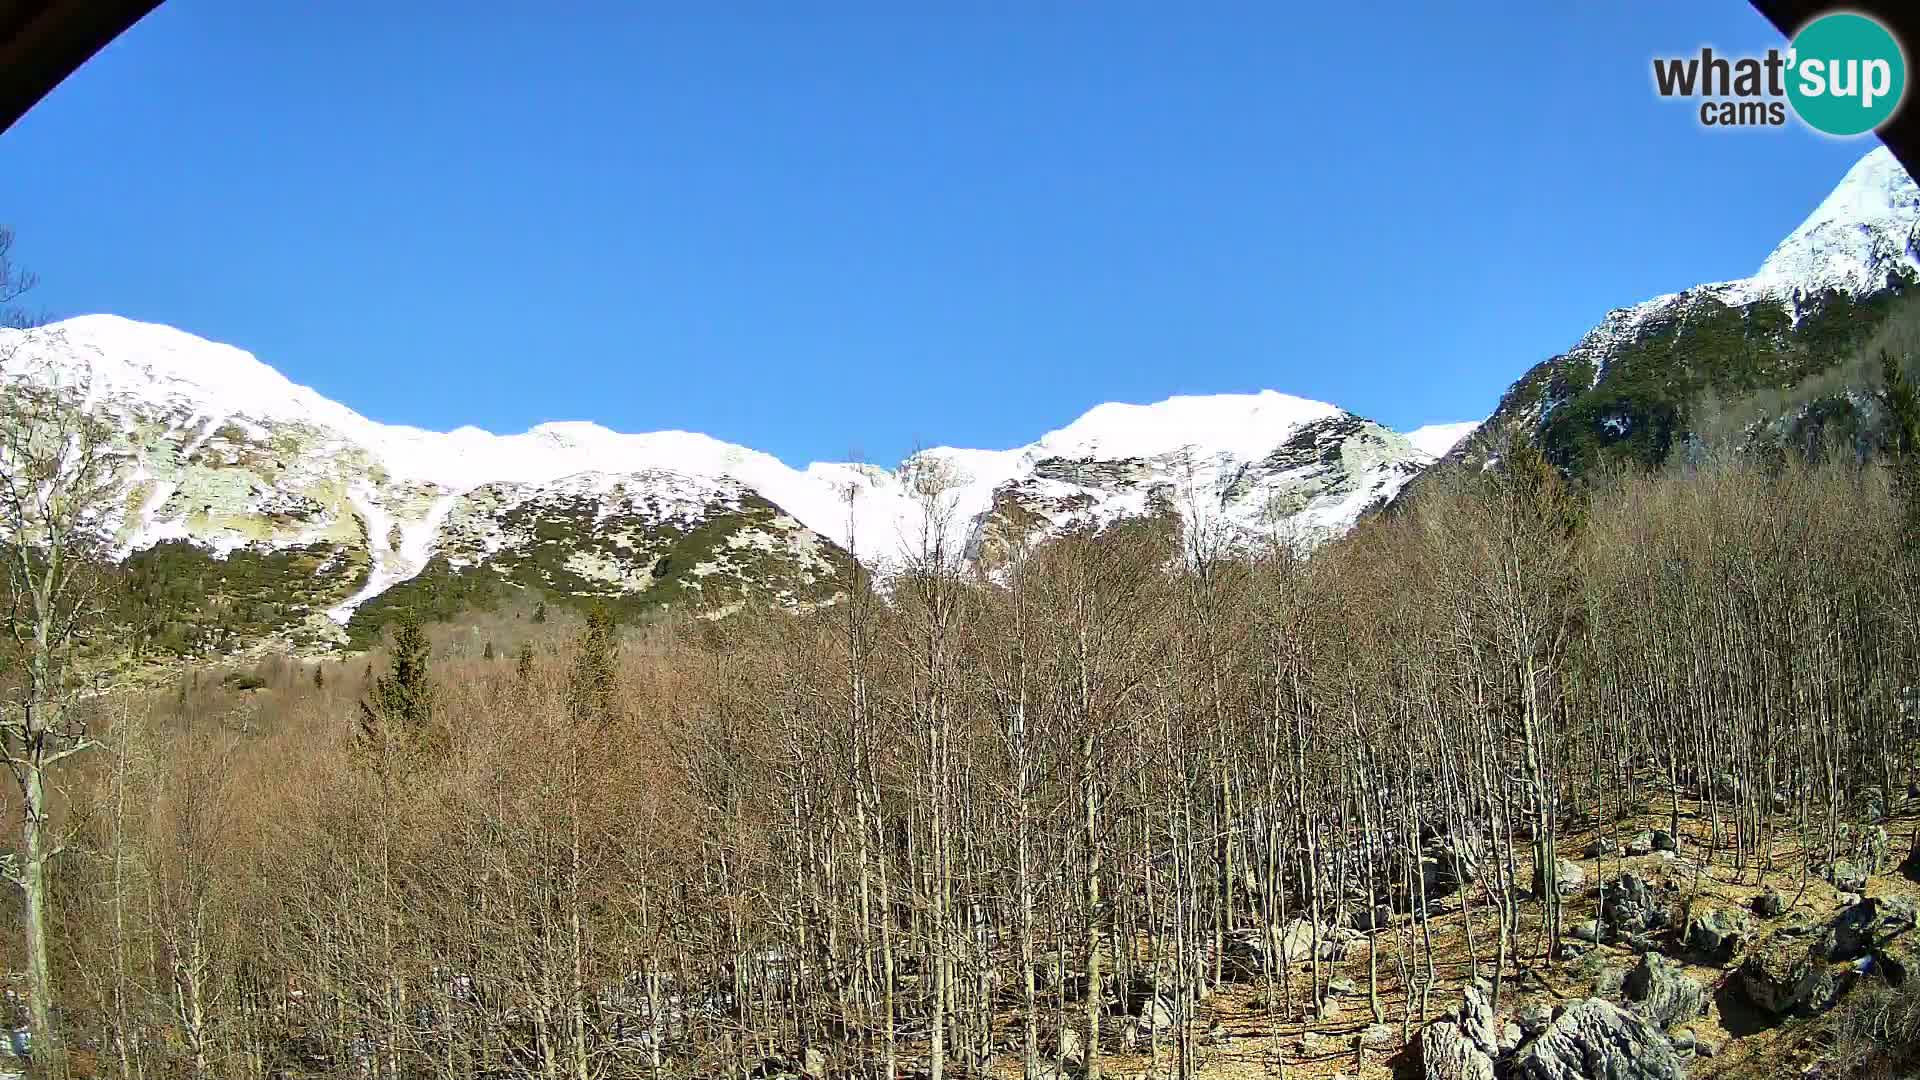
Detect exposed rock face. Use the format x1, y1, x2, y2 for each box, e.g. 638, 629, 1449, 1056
1418, 984, 1500, 1080
1684, 906, 1751, 965
1532, 858, 1585, 898
1602, 872, 1667, 939
1741, 930, 1855, 1017
1456, 984, 1499, 1057
1509, 999, 1687, 1080
1624, 954, 1707, 1030
1420, 1022, 1494, 1080
1827, 825, 1897, 892
1821, 895, 1918, 988
1421, 828, 1484, 901
1353, 905, 1394, 932
1420, 984, 1691, 1080
1518, 1004, 1552, 1038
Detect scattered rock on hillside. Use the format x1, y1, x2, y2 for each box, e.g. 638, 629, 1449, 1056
1420, 1021, 1494, 1080
1828, 859, 1870, 894
1418, 983, 1502, 1080
1627, 831, 1656, 857
1357, 1022, 1397, 1052
1685, 905, 1751, 964
1827, 896, 1915, 961
1602, 872, 1666, 937
1510, 998, 1686, 1080
1625, 954, 1707, 1029
1532, 858, 1586, 898
1741, 930, 1856, 1017
1518, 1003, 1553, 1038
1753, 887, 1787, 918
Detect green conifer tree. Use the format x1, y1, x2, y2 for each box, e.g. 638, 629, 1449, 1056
532, 600, 548, 624
358, 612, 440, 761
569, 604, 619, 728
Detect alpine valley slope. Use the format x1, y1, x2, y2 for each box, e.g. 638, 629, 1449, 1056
0, 316, 1476, 653
1447, 145, 1920, 475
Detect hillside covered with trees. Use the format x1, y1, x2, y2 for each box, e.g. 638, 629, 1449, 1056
9, 341, 1920, 1080
6, 150, 1920, 1080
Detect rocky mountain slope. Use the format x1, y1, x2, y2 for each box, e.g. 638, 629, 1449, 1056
1449, 146, 1920, 476
0, 316, 1471, 653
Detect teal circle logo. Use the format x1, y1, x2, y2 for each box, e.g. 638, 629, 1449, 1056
1787, 13, 1907, 136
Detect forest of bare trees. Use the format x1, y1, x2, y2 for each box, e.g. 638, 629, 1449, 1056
5, 413, 1918, 1080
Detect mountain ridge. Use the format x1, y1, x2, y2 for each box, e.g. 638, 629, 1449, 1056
1, 315, 1472, 650
17, 144, 1914, 656
1443, 146, 1920, 475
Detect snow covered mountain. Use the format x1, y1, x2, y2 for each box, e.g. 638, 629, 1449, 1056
0, 315, 1466, 650
1453, 146, 1920, 472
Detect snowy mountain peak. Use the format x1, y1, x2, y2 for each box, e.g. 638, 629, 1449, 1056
1747, 146, 1920, 299
1033, 390, 1344, 463
1456, 145, 1920, 479
6, 318, 1465, 644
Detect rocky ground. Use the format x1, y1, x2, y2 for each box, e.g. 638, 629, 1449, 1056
992, 798, 1920, 1080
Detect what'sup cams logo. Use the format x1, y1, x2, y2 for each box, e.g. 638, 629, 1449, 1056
1653, 11, 1906, 135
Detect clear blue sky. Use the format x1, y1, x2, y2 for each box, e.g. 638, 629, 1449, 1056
0, 1, 1889, 467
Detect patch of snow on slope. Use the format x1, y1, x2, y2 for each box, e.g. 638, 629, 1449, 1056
123, 476, 179, 557
1404, 421, 1481, 459
323, 491, 459, 624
